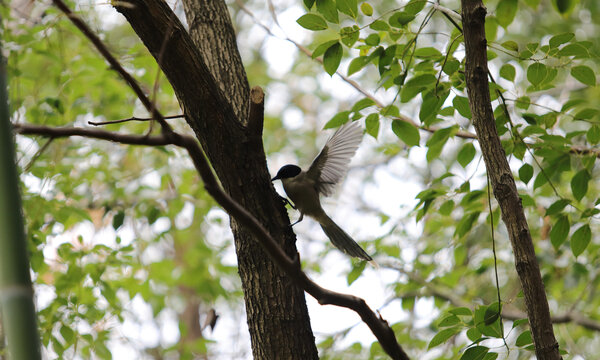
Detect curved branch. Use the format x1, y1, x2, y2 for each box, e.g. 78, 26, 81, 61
13, 121, 409, 360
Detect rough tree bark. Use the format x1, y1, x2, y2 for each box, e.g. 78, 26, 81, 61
460, 2, 561, 359
114, 1, 319, 358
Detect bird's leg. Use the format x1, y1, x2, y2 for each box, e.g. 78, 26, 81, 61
278, 195, 297, 209
290, 212, 304, 227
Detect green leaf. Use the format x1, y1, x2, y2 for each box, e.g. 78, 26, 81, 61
518, 163, 534, 184
389, 12, 415, 27
484, 302, 501, 325
420, 91, 448, 124
550, 215, 569, 250
516, 330, 533, 347
324, 111, 350, 129
512, 318, 529, 328
449, 307, 472, 316
557, 43, 589, 57
455, 212, 480, 238
496, 0, 518, 28
312, 39, 339, 59
516, 96, 531, 110
571, 65, 596, 86
574, 108, 599, 121
347, 260, 366, 285
426, 126, 455, 162
549, 33, 574, 48
365, 113, 379, 138
453, 96, 472, 118
94, 342, 113, 360
316, 0, 339, 23
523, 0, 540, 7
571, 224, 591, 257
467, 328, 482, 342
428, 327, 461, 349
60, 325, 75, 344
499, 64, 516, 81
439, 200, 454, 216
484, 353, 499, 360
405, 0, 427, 15
337, 0, 358, 18
443, 59, 460, 75
571, 169, 590, 201
587, 125, 600, 144
527, 63, 547, 86
501, 41, 519, 52
552, 0, 576, 14
457, 143, 476, 168
460, 346, 489, 360
112, 211, 125, 230
365, 33, 380, 46
347, 56, 370, 76
370, 20, 389, 31
351, 98, 375, 113
485, 17, 499, 41
304, 0, 316, 9
533, 171, 548, 190
360, 2, 373, 16
340, 26, 359, 47
323, 42, 342, 75
546, 199, 570, 216
400, 74, 437, 102
297, 14, 328, 30
438, 314, 460, 327
392, 120, 420, 147
414, 47, 443, 59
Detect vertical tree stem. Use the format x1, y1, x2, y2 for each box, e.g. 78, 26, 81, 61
460, 2, 561, 359
0, 49, 42, 359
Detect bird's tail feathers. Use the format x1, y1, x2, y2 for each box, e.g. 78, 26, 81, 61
319, 216, 372, 261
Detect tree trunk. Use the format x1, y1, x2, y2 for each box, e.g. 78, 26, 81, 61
114, 1, 319, 358
460, 2, 561, 359
0, 53, 42, 359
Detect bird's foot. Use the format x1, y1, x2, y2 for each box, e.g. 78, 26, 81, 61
289, 213, 304, 227
278, 196, 297, 209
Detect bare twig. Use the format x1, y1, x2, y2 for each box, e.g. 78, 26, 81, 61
14, 123, 174, 146
88, 114, 185, 126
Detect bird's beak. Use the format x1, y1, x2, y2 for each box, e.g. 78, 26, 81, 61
271, 175, 279, 182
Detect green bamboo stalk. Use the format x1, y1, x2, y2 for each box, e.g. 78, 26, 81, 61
0, 50, 42, 358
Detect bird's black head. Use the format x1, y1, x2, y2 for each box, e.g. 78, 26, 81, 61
271, 164, 301, 181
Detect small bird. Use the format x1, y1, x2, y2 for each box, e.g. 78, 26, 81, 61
271, 121, 372, 261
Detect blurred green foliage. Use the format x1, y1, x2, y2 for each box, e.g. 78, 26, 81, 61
5, 0, 600, 359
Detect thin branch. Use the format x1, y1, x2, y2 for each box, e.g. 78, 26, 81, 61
88, 114, 185, 126
13, 123, 173, 146
23, 137, 54, 172
51, 0, 173, 135
13, 121, 408, 360
433, 3, 462, 32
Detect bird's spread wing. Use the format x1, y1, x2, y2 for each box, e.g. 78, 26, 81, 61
307, 121, 363, 197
